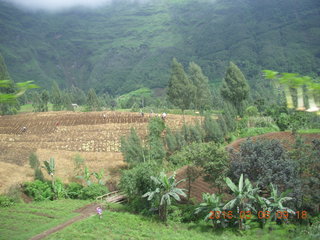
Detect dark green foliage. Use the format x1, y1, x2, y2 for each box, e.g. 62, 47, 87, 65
24, 180, 53, 201
229, 139, 300, 205
29, 153, 44, 181
86, 88, 100, 111
188, 62, 212, 111
169, 142, 229, 191
217, 115, 228, 136
120, 128, 145, 166
50, 81, 63, 111
69, 86, 86, 105
245, 106, 259, 117
0, 195, 15, 207
29, 153, 40, 169
203, 115, 223, 143
290, 138, 320, 214
220, 62, 250, 116
181, 123, 205, 144
192, 143, 229, 192
61, 91, 73, 111
1, 0, 320, 94
148, 117, 166, 162
80, 184, 108, 200
32, 90, 49, 112
164, 128, 180, 155
34, 168, 44, 182
66, 182, 84, 199
0, 54, 19, 115
167, 58, 195, 111
222, 103, 237, 132
119, 162, 160, 213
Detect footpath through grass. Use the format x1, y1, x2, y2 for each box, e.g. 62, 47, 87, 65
45, 205, 294, 240
0, 200, 302, 240
0, 199, 89, 240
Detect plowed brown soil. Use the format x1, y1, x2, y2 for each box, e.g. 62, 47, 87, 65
0, 111, 200, 193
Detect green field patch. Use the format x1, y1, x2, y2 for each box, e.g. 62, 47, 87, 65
0, 199, 89, 240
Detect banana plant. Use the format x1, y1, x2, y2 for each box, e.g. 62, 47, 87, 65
223, 174, 259, 230
195, 193, 225, 228
43, 157, 56, 191
93, 169, 106, 185
0, 79, 38, 103
143, 172, 186, 222
77, 166, 92, 186
268, 183, 295, 223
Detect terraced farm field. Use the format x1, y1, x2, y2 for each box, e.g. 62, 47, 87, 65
0, 111, 200, 193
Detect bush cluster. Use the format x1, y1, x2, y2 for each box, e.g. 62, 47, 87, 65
23, 180, 108, 201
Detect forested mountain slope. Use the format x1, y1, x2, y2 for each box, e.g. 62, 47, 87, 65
0, 0, 319, 94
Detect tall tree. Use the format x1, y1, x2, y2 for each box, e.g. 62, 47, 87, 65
32, 90, 49, 112
86, 88, 99, 111
50, 81, 63, 111
167, 58, 195, 112
188, 62, 212, 111
220, 62, 250, 116
69, 85, 86, 105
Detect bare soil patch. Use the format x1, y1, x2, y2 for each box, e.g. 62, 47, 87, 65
0, 111, 200, 193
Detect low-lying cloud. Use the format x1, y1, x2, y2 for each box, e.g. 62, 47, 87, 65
2, 0, 148, 12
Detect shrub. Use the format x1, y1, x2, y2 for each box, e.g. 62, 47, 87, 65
203, 115, 223, 142
66, 182, 84, 199
229, 139, 301, 206
53, 178, 68, 199
29, 153, 44, 181
245, 106, 259, 116
168, 142, 229, 192
0, 195, 15, 207
80, 184, 108, 200
247, 116, 277, 128
119, 162, 160, 213
24, 180, 53, 201
120, 128, 146, 166
148, 117, 166, 162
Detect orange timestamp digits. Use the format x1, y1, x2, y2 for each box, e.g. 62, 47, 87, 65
208, 210, 308, 220
208, 210, 251, 220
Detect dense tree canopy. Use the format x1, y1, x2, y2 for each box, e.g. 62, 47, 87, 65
167, 58, 195, 111
220, 62, 250, 115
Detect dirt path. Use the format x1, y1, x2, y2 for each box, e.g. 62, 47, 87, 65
29, 203, 100, 240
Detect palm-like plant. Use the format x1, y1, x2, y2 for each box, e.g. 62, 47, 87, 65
142, 172, 186, 222
195, 193, 224, 228
223, 174, 258, 230
43, 157, 55, 186
93, 169, 106, 185
77, 166, 92, 186
268, 183, 295, 223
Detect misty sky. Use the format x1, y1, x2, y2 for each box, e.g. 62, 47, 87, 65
2, 0, 143, 12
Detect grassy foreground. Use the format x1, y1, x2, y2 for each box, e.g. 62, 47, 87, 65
0, 199, 89, 240
0, 200, 303, 240
45, 204, 294, 240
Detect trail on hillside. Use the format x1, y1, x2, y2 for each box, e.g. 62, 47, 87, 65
29, 203, 100, 240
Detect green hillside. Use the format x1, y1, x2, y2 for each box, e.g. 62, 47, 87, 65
0, 0, 319, 94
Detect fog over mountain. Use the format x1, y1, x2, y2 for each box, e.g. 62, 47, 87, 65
0, 0, 319, 95
1, 0, 150, 11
